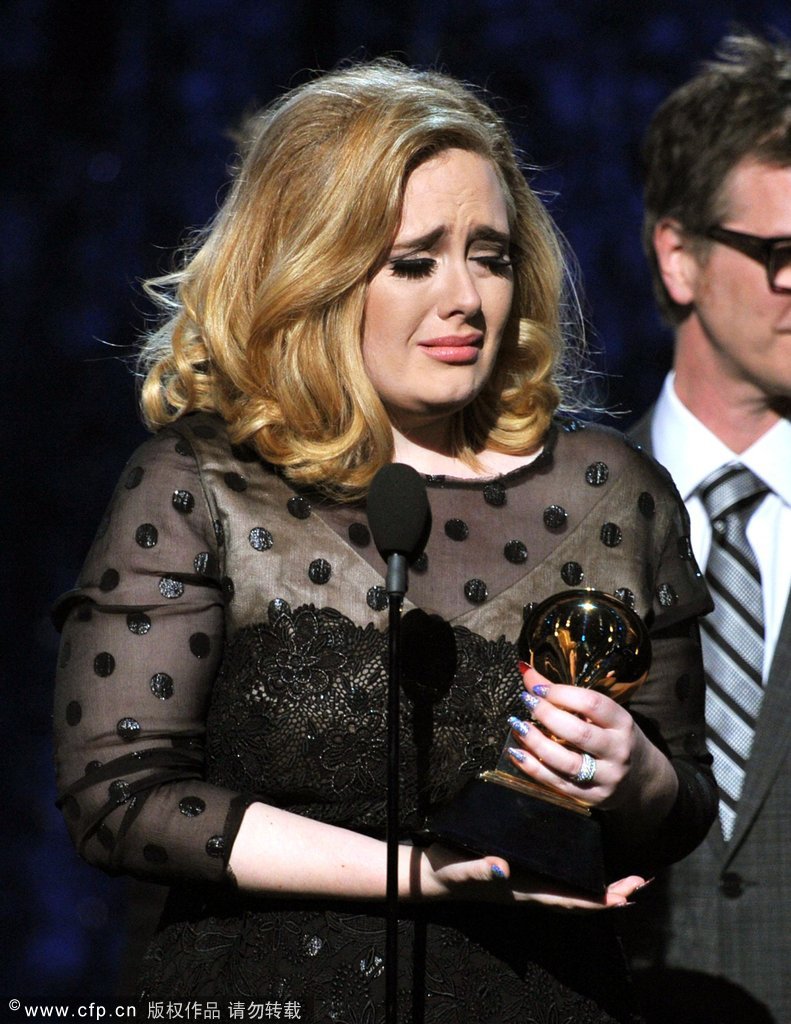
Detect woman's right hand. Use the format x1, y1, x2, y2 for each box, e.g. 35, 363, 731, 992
415, 842, 645, 911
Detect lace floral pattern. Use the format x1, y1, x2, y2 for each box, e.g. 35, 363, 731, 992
140, 898, 638, 1023
205, 605, 524, 830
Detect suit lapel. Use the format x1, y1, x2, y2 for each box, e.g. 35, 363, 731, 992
724, 596, 791, 859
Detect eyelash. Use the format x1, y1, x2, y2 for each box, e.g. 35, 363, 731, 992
389, 256, 513, 280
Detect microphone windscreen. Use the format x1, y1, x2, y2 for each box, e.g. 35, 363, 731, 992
367, 463, 431, 563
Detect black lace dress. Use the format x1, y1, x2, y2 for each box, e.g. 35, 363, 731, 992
53, 413, 716, 1024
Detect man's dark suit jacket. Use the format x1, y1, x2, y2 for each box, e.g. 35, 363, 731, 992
626, 411, 791, 1024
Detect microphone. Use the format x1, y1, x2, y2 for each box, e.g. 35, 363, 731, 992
367, 463, 431, 1024
367, 463, 431, 596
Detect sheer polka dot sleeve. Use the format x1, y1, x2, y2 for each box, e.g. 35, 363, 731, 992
53, 427, 250, 884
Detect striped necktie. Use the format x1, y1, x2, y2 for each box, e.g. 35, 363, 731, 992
698, 464, 769, 841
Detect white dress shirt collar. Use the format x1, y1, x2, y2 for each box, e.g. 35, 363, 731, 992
651, 371, 791, 508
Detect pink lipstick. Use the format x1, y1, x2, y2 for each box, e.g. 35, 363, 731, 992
418, 334, 483, 364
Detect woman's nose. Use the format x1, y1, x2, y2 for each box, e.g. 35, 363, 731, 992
436, 260, 482, 319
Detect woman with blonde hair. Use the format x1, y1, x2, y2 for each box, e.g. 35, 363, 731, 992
54, 59, 715, 1022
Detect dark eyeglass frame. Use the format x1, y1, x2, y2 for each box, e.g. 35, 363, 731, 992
704, 225, 791, 293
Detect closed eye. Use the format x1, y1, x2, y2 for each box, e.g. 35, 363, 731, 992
389, 258, 437, 280
470, 255, 513, 278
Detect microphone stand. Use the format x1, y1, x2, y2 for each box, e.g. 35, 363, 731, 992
384, 552, 408, 1024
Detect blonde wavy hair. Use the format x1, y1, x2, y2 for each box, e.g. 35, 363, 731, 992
139, 58, 575, 500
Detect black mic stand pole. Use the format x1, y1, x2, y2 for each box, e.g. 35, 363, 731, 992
385, 552, 408, 1024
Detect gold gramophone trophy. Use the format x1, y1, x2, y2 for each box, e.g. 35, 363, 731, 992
420, 589, 651, 894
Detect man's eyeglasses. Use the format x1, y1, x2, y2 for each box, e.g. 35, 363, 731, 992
704, 225, 791, 293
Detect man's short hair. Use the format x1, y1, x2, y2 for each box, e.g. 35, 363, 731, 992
643, 30, 791, 324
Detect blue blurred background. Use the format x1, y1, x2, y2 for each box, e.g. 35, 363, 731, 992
4, 0, 791, 1006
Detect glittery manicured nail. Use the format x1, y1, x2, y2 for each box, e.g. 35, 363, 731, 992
531, 683, 549, 698
508, 747, 527, 763
490, 864, 507, 880
508, 715, 530, 737
520, 692, 540, 712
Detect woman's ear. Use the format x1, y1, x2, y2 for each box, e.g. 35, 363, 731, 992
653, 219, 698, 307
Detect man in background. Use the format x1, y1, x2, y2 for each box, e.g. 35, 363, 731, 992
626, 31, 791, 1024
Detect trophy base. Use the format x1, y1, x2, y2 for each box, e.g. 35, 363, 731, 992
418, 774, 607, 896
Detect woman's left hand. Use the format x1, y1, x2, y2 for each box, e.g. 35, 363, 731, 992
507, 664, 678, 819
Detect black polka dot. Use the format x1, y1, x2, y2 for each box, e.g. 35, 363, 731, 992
483, 482, 506, 507
348, 522, 371, 546
62, 796, 81, 821
308, 559, 332, 584
117, 717, 141, 741
585, 462, 609, 486
656, 583, 678, 607
224, 472, 247, 492
614, 588, 636, 609
412, 552, 429, 573
213, 520, 225, 546
249, 527, 273, 551
194, 551, 217, 575
189, 632, 211, 659
367, 586, 388, 612
159, 577, 185, 600
287, 496, 312, 520
230, 443, 257, 463
179, 796, 206, 817
677, 536, 694, 561
127, 612, 151, 635
124, 466, 144, 489
675, 674, 691, 701
172, 489, 195, 514
192, 423, 217, 439
135, 523, 158, 549
233, 445, 258, 463
85, 760, 103, 774
66, 701, 82, 726
221, 576, 235, 601
464, 579, 488, 604
206, 835, 226, 858
504, 540, 528, 564
600, 522, 623, 547
93, 652, 115, 677
445, 518, 469, 541
99, 569, 120, 592
543, 505, 567, 530
97, 825, 115, 850
561, 561, 584, 586
109, 780, 131, 804
638, 492, 655, 518
269, 598, 291, 621
150, 673, 174, 700
143, 844, 169, 865
175, 439, 192, 457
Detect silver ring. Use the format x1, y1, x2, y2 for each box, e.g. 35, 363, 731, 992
573, 752, 597, 785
